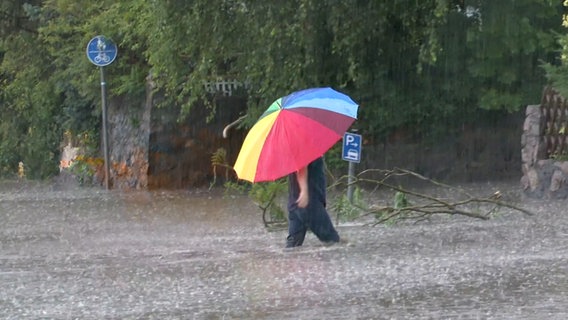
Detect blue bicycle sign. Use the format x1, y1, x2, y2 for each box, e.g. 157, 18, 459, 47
86, 35, 117, 67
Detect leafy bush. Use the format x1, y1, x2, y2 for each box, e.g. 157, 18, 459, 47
68, 156, 103, 185
331, 186, 365, 222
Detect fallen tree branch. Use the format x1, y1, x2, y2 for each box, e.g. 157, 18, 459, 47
330, 167, 534, 225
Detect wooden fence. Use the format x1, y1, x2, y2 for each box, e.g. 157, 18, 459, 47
541, 87, 568, 159
203, 79, 250, 96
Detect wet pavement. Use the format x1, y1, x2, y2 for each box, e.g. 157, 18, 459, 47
1, 180, 568, 319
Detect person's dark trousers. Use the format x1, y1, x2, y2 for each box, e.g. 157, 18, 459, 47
286, 208, 308, 247
286, 205, 340, 248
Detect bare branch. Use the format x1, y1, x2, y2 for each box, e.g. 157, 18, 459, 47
332, 167, 534, 226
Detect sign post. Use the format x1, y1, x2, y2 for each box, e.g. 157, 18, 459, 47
342, 132, 362, 202
86, 35, 117, 190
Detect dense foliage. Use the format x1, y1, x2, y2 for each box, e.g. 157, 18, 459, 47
0, 0, 564, 178
544, 1, 568, 97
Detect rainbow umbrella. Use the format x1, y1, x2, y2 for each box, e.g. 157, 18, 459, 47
234, 87, 359, 182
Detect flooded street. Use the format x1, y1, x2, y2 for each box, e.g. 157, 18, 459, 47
1, 180, 568, 319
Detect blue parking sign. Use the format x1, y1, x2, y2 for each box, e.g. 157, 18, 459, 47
342, 132, 362, 163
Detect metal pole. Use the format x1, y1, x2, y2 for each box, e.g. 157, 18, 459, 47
100, 66, 110, 190
347, 161, 355, 203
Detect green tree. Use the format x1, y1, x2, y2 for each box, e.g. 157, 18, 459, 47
0, 1, 62, 178
417, 0, 560, 140
544, 0, 568, 97
0, 0, 563, 179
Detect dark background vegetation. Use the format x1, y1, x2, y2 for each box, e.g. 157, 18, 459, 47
0, 0, 566, 179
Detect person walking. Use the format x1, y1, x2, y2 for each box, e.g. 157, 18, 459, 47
286, 157, 342, 248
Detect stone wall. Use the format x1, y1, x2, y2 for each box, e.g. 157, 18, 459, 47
521, 96, 568, 198
98, 75, 248, 190
106, 83, 152, 190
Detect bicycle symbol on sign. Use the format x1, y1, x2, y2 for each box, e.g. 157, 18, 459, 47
86, 35, 117, 67
94, 53, 111, 64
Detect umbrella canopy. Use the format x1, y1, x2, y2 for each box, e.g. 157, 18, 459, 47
234, 87, 359, 182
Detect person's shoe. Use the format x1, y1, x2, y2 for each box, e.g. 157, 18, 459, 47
286, 234, 305, 248
323, 237, 347, 247
323, 236, 349, 246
